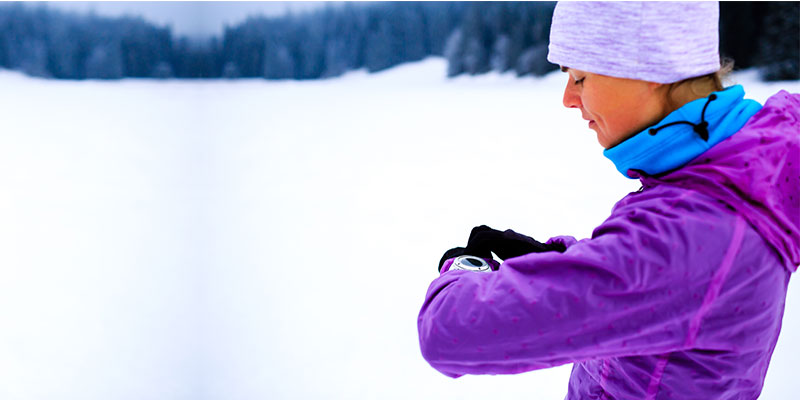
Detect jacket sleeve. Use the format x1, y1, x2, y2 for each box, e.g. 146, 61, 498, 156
546, 235, 579, 250
418, 193, 743, 378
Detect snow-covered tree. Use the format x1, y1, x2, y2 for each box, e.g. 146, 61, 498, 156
85, 42, 124, 79
444, 28, 464, 77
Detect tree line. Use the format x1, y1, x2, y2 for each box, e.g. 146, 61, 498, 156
0, 2, 796, 81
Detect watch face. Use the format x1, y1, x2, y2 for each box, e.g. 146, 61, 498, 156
453, 256, 491, 272
461, 257, 483, 267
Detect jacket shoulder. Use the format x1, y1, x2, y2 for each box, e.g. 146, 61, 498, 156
744, 90, 800, 131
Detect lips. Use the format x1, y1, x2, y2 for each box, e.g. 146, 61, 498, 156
581, 111, 596, 128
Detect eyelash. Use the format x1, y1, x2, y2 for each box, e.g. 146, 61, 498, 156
574, 77, 585, 85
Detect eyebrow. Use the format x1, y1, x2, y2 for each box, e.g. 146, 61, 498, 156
560, 66, 569, 72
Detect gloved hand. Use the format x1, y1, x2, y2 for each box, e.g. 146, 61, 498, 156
437, 225, 566, 272
438, 247, 469, 272
465, 225, 566, 261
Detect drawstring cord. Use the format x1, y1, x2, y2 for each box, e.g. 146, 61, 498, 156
648, 94, 718, 141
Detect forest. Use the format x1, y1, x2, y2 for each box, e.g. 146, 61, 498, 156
0, 2, 796, 81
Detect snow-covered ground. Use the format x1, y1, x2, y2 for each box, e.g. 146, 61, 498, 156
0, 58, 797, 399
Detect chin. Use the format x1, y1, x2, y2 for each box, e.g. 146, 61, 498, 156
594, 132, 609, 149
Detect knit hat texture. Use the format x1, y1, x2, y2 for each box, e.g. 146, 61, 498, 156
547, 1, 721, 84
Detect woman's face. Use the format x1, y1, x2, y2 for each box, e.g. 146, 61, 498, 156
561, 67, 667, 149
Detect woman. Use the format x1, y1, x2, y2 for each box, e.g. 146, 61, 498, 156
418, 2, 799, 398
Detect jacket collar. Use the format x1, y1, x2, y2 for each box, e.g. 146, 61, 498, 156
603, 85, 763, 179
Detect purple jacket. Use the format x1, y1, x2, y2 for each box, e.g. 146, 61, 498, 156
418, 90, 800, 399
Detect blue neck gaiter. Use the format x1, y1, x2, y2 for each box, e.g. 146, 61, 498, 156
603, 85, 763, 179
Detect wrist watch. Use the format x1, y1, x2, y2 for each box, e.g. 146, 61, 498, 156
451, 255, 492, 272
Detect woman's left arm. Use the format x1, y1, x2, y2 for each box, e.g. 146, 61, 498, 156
418, 194, 743, 378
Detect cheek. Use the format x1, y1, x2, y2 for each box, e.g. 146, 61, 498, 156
583, 86, 629, 127
580, 92, 602, 120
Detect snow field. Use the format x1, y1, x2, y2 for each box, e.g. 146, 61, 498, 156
0, 58, 798, 399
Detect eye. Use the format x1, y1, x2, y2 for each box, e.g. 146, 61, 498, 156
573, 77, 585, 85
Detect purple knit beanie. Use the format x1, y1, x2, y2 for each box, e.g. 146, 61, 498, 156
547, 1, 721, 84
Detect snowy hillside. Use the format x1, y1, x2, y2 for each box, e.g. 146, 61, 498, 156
0, 58, 797, 399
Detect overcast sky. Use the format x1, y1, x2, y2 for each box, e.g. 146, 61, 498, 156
43, 1, 334, 38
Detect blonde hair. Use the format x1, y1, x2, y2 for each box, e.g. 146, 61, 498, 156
663, 58, 735, 112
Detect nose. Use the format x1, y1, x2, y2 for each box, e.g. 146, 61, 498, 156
562, 79, 581, 109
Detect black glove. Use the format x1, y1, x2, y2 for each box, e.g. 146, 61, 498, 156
437, 225, 566, 272
465, 225, 566, 261
438, 247, 468, 272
